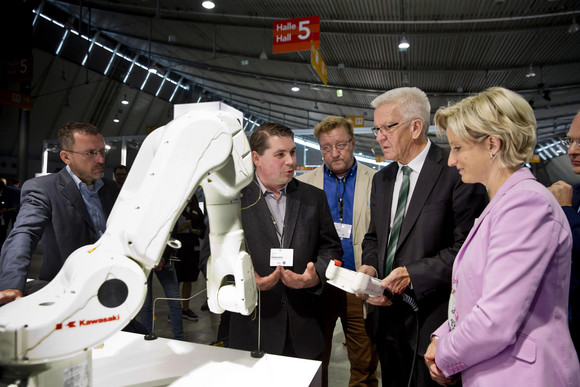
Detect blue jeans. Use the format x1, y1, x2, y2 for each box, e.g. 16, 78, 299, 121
139, 263, 184, 340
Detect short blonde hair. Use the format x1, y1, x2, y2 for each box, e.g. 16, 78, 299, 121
313, 116, 353, 141
434, 87, 536, 169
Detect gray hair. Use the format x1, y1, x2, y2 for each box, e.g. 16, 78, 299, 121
371, 87, 431, 135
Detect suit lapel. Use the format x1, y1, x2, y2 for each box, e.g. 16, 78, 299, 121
282, 179, 301, 248
245, 179, 281, 247
381, 165, 397, 244
398, 144, 443, 248
57, 169, 95, 232
353, 166, 371, 234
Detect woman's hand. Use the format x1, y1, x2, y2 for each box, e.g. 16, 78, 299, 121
425, 339, 458, 386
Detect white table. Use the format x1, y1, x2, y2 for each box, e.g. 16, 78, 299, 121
93, 331, 321, 387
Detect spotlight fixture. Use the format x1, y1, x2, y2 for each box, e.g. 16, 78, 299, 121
202, 1, 215, 9
291, 81, 300, 92
313, 102, 319, 110
525, 64, 536, 78
398, 33, 410, 51
121, 94, 129, 105
569, 17, 580, 33
113, 114, 120, 123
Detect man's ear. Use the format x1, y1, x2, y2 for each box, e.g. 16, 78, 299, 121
411, 119, 424, 140
251, 150, 260, 167
60, 150, 71, 165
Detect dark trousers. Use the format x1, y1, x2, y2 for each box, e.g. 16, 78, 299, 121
321, 285, 378, 387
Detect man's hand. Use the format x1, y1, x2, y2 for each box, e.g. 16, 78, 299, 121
381, 266, 411, 294
425, 339, 458, 386
548, 180, 573, 207
355, 265, 390, 304
358, 264, 378, 277
255, 266, 283, 291
0, 289, 23, 306
281, 262, 320, 289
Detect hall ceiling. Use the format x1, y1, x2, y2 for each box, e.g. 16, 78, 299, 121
45, 0, 580, 134
3, 0, 580, 171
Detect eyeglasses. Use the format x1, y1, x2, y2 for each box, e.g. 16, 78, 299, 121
63, 148, 108, 158
561, 137, 580, 147
372, 119, 413, 137
321, 139, 351, 153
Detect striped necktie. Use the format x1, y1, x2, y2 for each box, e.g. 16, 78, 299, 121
385, 165, 412, 275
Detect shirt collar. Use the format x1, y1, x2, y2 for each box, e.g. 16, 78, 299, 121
324, 158, 358, 180
66, 165, 103, 191
255, 173, 287, 195
398, 139, 431, 174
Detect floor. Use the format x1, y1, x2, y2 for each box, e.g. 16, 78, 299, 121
27, 246, 381, 387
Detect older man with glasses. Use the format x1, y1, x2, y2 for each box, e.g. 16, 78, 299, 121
0, 122, 119, 306
357, 87, 488, 387
298, 115, 378, 387
548, 111, 580, 359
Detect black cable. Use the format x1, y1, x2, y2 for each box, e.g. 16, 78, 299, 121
384, 289, 419, 387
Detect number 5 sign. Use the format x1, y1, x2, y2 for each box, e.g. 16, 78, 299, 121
272, 16, 320, 54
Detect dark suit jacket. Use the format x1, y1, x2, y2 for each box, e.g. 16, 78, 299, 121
203, 177, 342, 359
0, 168, 119, 291
361, 143, 488, 355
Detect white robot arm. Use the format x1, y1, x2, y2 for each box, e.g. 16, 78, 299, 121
0, 105, 257, 368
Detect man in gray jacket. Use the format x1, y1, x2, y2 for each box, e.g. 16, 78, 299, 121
0, 122, 119, 305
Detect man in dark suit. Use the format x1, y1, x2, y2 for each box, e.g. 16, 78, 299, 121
218, 122, 343, 360
0, 122, 119, 306
359, 87, 488, 387
548, 110, 580, 358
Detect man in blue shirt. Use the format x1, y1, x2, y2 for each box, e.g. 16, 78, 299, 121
298, 116, 378, 387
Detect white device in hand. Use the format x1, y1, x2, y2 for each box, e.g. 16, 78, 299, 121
325, 260, 384, 297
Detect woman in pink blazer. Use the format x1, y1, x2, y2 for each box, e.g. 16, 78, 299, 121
425, 87, 580, 387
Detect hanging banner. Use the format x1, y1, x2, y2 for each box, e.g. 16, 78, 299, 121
311, 41, 327, 86
273, 16, 320, 54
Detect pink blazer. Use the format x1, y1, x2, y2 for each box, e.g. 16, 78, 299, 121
433, 168, 580, 387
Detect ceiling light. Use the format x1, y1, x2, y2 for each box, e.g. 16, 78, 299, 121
202, 1, 215, 9
113, 115, 120, 123
398, 34, 410, 51
291, 81, 300, 92
148, 66, 158, 74
121, 94, 129, 105
525, 64, 536, 78
569, 17, 580, 33
313, 102, 319, 110
260, 49, 268, 60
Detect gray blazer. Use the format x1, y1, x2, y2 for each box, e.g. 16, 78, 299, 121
227, 178, 343, 359
0, 168, 119, 291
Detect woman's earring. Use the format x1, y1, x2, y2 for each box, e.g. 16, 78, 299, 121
489, 152, 497, 160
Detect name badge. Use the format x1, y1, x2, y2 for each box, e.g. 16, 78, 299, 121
270, 248, 294, 267
334, 222, 352, 239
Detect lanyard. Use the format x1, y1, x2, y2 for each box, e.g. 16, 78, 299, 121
335, 176, 347, 223
270, 214, 285, 248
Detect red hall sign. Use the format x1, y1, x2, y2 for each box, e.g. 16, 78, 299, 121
273, 16, 320, 54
